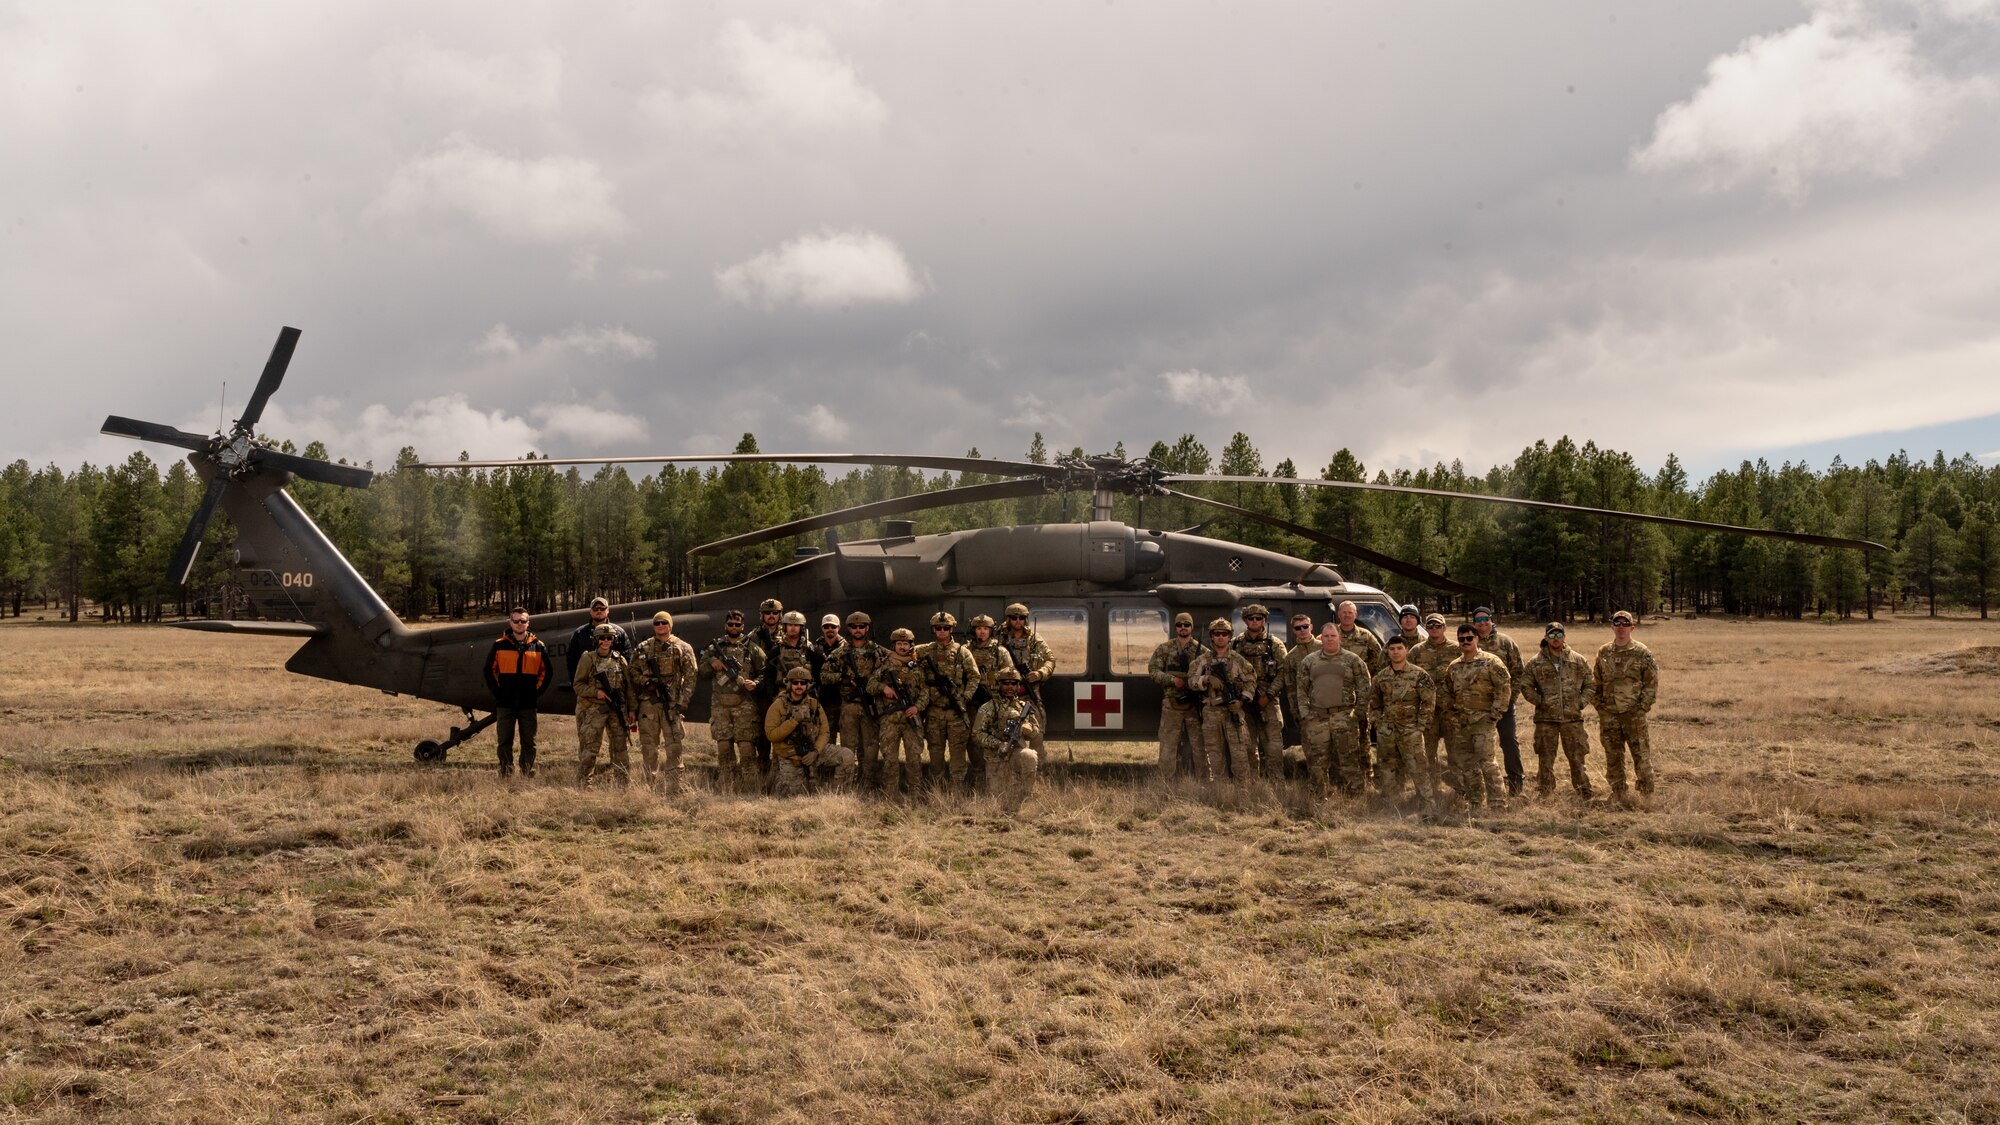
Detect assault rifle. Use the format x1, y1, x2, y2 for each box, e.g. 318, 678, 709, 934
922, 651, 971, 719
1165, 643, 1197, 708
996, 697, 1037, 760
593, 663, 638, 734
785, 703, 821, 792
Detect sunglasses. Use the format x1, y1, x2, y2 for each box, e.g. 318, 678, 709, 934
1473, 616, 1492, 623
1006, 614, 1027, 620
1292, 624, 1312, 631
1174, 623, 1193, 629
654, 622, 671, 628
510, 620, 529, 626
932, 625, 953, 632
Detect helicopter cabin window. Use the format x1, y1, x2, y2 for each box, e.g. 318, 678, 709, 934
1111, 606, 1168, 675
1353, 601, 1399, 644
1026, 602, 1090, 672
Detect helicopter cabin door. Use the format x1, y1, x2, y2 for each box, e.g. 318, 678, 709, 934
1024, 599, 1166, 741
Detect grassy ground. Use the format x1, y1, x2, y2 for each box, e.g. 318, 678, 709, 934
2, 615, 1998, 1122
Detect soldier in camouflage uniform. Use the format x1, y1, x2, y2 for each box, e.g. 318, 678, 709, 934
1336, 600, 1385, 778
1442, 624, 1511, 811
973, 667, 1043, 814
1280, 613, 1318, 774
1472, 606, 1527, 797
1412, 613, 1460, 801
821, 611, 892, 790
630, 611, 699, 794
1369, 633, 1436, 811
813, 614, 845, 719
1233, 604, 1288, 779
765, 667, 855, 796
702, 609, 767, 793
965, 614, 1015, 714
1191, 618, 1257, 782
1296, 623, 1372, 797
1594, 610, 1660, 801
573, 624, 637, 787
1149, 611, 1204, 778
1522, 622, 1596, 799
747, 598, 786, 786
1000, 603, 1056, 773
916, 612, 981, 789
870, 627, 932, 794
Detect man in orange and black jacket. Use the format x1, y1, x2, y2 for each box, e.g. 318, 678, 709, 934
487, 607, 551, 778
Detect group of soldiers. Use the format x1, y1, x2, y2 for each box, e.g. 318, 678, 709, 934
483, 593, 1660, 816
1149, 601, 1660, 813
486, 595, 1056, 811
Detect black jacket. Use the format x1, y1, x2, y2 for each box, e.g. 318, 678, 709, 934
567, 620, 630, 684
486, 631, 551, 709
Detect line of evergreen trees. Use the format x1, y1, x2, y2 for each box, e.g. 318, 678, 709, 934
4, 433, 1995, 624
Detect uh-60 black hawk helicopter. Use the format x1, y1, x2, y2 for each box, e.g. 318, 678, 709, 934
105, 327, 1885, 764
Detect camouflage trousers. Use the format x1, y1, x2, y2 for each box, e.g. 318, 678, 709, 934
771, 746, 859, 797
1301, 707, 1363, 796
993, 746, 1039, 813
1447, 716, 1506, 808
1426, 720, 1456, 797
1598, 710, 1654, 795
840, 702, 883, 788
1376, 724, 1432, 809
879, 710, 926, 793
576, 703, 630, 787
1157, 703, 1202, 778
635, 700, 685, 794
1201, 703, 1253, 782
708, 695, 760, 791
1533, 719, 1593, 797
923, 707, 973, 787
1245, 701, 1285, 778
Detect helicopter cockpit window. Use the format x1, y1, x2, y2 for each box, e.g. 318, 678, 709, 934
1027, 602, 1090, 672
1111, 606, 1168, 675
1354, 601, 1399, 644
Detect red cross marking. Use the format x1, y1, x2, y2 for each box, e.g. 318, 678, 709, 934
1076, 682, 1123, 728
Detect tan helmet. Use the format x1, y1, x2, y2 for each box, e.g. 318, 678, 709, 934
780, 610, 807, 627
889, 627, 915, 643
651, 610, 672, 625
1242, 603, 1270, 620
1207, 617, 1233, 636
995, 667, 1024, 685
759, 598, 784, 613
845, 611, 872, 626
1004, 602, 1030, 619
969, 613, 996, 629
593, 624, 617, 641
930, 611, 957, 629
786, 666, 813, 684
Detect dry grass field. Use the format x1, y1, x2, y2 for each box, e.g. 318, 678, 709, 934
3, 615, 1998, 1123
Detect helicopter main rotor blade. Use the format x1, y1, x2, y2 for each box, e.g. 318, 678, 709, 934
167, 477, 228, 586
235, 326, 300, 432
1177, 475, 1889, 552
251, 448, 375, 489
689, 477, 1050, 557
101, 415, 211, 452
1162, 488, 1491, 598
421, 451, 1057, 478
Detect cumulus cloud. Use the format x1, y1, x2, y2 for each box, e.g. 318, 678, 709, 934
1159, 369, 1253, 416
1633, 11, 1991, 199
471, 323, 656, 361
531, 403, 650, 447
368, 135, 626, 243
802, 403, 850, 442
716, 229, 927, 309
642, 22, 887, 134
372, 36, 562, 116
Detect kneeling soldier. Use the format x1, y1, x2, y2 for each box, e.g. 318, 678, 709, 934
631, 610, 698, 794
973, 667, 1042, 813
765, 666, 855, 796
574, 624, 637, 786
1522, 622, 1596, 799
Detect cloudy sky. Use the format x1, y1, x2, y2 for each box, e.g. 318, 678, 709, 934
8, 0, 2000, 485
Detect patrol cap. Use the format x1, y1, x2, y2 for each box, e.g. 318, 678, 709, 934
1424, 612, 1447, 627
1611, 610, 1636, 626
890, 627, 915, 642
1544, 622, 1565, 637
652, 611, 673, 625
1242, 604, 1269, 619
930, 611, 957, 628
781, 610, 807, 626
786, 666, 813, 683
1173, 612, 1194, 627
759, 598, 784, 613
1004, 602, 1030, 618
589, 596, 610, 610
593, 624, 616, 640
970, 613, 996, 628
845, 611, 872, 626
821, 614, 840, 628
1208, 617, 1232, 635
996, 668, 1023, 684
724, 608, 745, 622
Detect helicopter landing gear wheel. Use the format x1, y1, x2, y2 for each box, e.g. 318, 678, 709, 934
413, 739, 446, 763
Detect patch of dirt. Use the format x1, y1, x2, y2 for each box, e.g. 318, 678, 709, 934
1866, 647, 2000, 676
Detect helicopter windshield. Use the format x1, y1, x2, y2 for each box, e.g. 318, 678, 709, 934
1351, 600, 1399, 644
